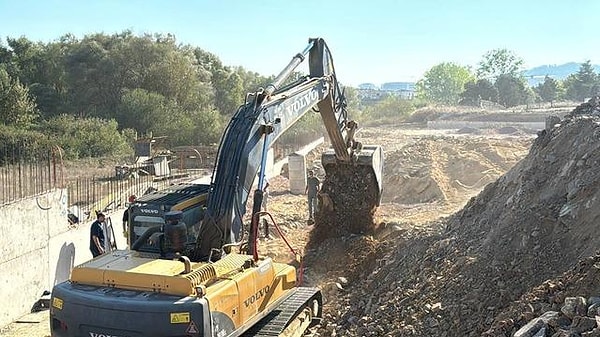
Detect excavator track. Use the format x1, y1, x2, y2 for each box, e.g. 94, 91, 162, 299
242, 287, 322, 337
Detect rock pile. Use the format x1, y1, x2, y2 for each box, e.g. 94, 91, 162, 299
313, 98, 600, 336
484, 255, 600, 336
570, 95, 600, 116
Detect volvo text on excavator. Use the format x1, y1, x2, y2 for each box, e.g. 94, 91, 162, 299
50, 37, 384, 337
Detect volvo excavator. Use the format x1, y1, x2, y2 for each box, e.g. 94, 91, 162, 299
49, 38, 384, 337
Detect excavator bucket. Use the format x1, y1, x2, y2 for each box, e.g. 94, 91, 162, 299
315, 145, 384, 239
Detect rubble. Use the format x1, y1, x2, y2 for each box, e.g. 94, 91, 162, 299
311, 163, 379, 241
305, 99, 600, 336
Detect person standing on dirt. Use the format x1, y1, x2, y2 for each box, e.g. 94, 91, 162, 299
89, 212, 106, 258
305, 170, 321, 220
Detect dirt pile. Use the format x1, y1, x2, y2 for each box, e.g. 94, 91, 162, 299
382, 136, 531, 205
316, 100, 600, 336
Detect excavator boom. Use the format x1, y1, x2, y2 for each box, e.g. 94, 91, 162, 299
193, 38, 383, 261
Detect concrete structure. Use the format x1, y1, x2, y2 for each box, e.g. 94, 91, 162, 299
288, 153, 308, 194
0, 190, 126, 329
288, 137, 325, 194
426, 120, 545, 130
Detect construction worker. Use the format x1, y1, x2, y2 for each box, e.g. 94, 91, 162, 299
305, 170, 321, 220
89, 212, 106, 258
122, 195, 136, 239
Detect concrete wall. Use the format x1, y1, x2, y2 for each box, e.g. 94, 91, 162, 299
288, 137, 325, 194
427, 120, 545, 130
0, 190, 126, 329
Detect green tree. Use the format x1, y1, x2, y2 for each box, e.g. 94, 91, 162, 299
495, 74, 528, 108
0, 124, 49, 163
460, 79, 498, 106
117, 88, 167, 133
417, 62, 474, 105
564, 61, 598, 102
40, 114, 130, 158
343, 86, 361, 114
477, 49, 524, 80
220, 71, 245, 115
0, 67, 38, 127
117, 88, 223, 146
363, 95, 416, 122
535, 76, 560, 106
1, 36, 69, 117
191, 108, 224, 145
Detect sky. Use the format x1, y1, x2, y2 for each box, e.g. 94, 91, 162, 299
0, 0, 598, 87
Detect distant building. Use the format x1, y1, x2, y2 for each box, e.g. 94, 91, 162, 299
358, 83, 379, 90
381, 82, 415, 91
381, 82, 416, 99
356, 81, 416, 101
358, 82, 416, 102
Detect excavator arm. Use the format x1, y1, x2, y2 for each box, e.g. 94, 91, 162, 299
193, 38, 383, 261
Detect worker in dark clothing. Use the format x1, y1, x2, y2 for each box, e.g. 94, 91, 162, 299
89, 212, 106, 258
162, 210, 188, 259
305, 170, 321, 220
122, 195, 136, 240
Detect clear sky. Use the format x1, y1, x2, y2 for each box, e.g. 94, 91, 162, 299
0, 0, 598, 87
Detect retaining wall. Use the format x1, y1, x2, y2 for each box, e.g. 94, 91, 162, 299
0, 190, 125, 329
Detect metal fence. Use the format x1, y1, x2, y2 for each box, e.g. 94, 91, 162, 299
0, 147, 62, 205
0, 146, 206, 222
0, 134, 320, 218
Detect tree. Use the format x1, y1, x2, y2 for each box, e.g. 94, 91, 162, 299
1, 36, 68, 117
535, 76, 560, 106
460, 79, 498, 106
40, 114, 130, 158
563, 61, 598, 102
495, 74, 528, 108
363, 95, 415, 121
477, 49, 524, 80
0, 67, 38, 127
416, 62, 474, 105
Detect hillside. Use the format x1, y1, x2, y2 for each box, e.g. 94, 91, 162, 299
523, 62, 600, 80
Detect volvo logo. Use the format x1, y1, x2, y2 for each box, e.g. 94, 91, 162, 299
139, 209, 159, 214
284, 89, 319, 116
89, 333, 127, 337
243, 285, 271, 307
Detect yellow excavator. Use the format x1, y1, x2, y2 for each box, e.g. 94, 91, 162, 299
49, 37, 384, 337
